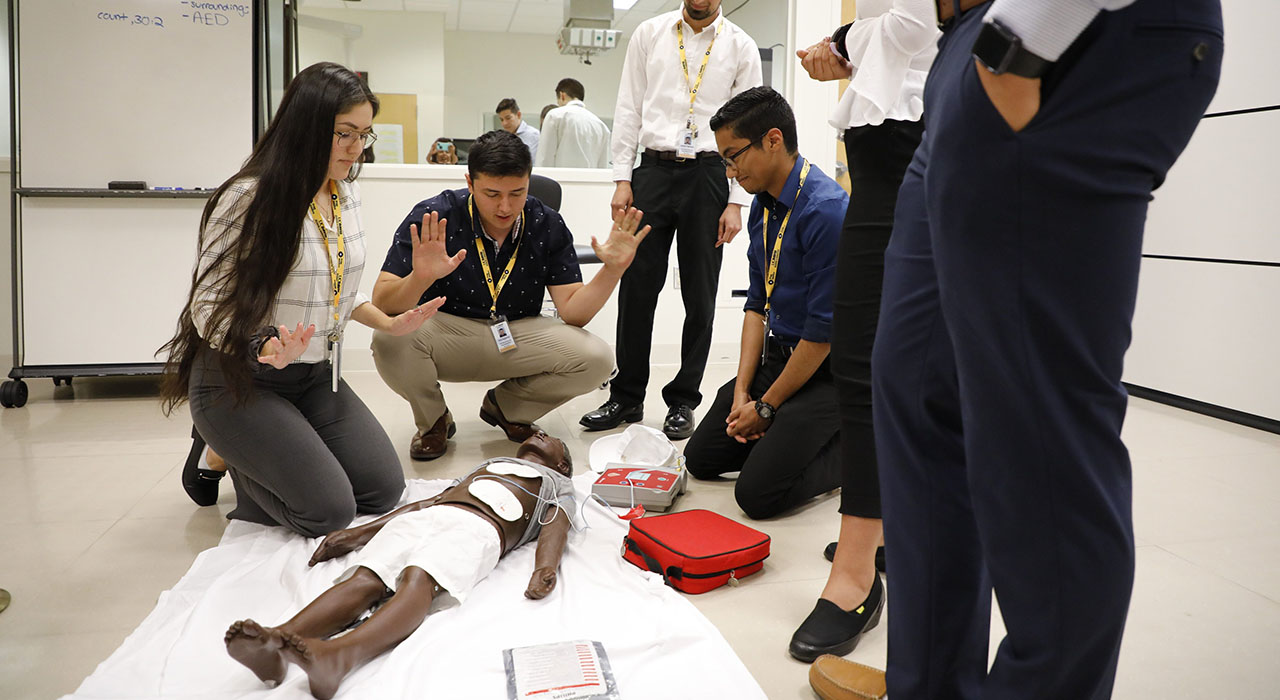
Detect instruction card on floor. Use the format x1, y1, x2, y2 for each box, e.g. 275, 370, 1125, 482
504, 639, 620, 699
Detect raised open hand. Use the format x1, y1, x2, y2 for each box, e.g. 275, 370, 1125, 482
409, 211, 466, 283
591, 206, 651, 271
257, 323, 315, 369
386, 296, 446, 336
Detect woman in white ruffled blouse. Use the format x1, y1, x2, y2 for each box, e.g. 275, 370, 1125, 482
788, 0, 939, 666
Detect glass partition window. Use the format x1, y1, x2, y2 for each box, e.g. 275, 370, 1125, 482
294, 0, 789, 167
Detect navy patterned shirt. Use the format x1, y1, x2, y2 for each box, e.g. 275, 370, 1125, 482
381, 188, 582, 321
744, 158, 846, 346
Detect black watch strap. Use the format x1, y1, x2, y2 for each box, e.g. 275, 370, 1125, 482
973, 19, 1053, 79
755, 399, 776, 420
830, 23, 853, 62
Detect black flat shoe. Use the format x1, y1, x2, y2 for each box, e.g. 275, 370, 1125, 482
789, 574, 885, 663
181, 426, 225, 507
579, 400, 643, 431
823, 543, 887, 574
662, 405, 695, 440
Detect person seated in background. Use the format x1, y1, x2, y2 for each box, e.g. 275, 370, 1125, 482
426, 137, 458, 165
539, 103, 557, 128
370, 130, 651, 461
684, 87, 847, 522
224, 432, 577, 700
537, 78, 611, 169
496, 97, 539, 161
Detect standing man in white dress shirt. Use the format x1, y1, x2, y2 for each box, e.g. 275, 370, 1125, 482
497, 98, 540, 162
580, 0, 762, 440
537, 78, 611, 169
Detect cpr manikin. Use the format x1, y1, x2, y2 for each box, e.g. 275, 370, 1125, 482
224, 432, 578, 699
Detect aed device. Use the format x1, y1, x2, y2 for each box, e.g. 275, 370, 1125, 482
591, 463, 687, 512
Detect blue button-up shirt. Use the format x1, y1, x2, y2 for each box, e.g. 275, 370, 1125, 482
744, 158, 846, 346
381, 188, 581, 321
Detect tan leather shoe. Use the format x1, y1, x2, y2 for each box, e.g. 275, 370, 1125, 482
809, 655, 887, 700
410, 412, 455, 461
479, 389, 541, 443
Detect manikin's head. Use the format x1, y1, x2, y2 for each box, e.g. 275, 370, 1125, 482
554, 77, 584, 107
516, 432, 573, 476
496, 97, 522, 133
710, 86, 799, 197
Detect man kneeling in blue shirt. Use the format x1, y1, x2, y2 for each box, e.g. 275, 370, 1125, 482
372, 130, 650, 461
685, 87, 848, 520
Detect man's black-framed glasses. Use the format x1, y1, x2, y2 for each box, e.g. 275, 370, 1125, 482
335, 130, 378, 147
721, 136, 763, 168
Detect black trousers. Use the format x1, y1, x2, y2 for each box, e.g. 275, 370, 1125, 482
684, 341, 841, 519
612, 156, 729, 408
832, 119, 924, 519
872, 2, 1222, 697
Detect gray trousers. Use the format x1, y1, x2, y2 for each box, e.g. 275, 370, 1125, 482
189, 346, 405, 537
372, 312, 614, 432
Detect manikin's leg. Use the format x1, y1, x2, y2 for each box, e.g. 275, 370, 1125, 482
225, 566, 391, 687
279, 565, 437, 699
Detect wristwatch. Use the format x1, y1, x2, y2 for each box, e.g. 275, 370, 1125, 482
972, 19, 1052, 79
754, 399, 776, 421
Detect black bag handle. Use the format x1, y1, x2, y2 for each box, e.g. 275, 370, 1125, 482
624, 537, 683, 584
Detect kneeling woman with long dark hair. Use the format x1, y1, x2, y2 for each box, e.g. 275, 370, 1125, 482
161, 62, 443, 537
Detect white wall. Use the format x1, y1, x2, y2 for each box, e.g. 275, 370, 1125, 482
299, 9, 446, 164
1124, 1, 1280, 422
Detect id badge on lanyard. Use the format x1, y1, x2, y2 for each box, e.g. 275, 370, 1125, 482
329, 332, 342, 392
761, 314, 771, 364
308, 179, 345, 393
490, 314, 517, 353
676, 18, 720, 160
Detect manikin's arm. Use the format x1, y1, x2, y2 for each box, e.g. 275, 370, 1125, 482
524, 506, 571, 599
308, 495, 444, 566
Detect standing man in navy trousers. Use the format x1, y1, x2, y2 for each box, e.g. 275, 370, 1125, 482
865, 1, 1223, 698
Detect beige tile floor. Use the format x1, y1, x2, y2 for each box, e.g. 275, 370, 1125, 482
1, 362, 1279, 699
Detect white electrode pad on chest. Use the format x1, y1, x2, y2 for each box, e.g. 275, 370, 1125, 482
469, 480, 526, 521
485, 461, 541, 479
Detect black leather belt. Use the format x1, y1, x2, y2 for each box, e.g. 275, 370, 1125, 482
641, 148, 721, 165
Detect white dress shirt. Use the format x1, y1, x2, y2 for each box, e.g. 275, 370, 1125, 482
611, 8, 762, 188
830, 0, 939, 129
537, 99, 612, 168
193, 178, 371, 364
515, 120, 541, 162
988, 0, 1139, 61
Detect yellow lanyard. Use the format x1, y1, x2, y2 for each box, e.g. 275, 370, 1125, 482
306, 179, 345, 328
763, 160, 811, 312
676, 16, 723, 130
468, 195, 524, 319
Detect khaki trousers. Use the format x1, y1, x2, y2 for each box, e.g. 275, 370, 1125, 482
372, 312, 614, 431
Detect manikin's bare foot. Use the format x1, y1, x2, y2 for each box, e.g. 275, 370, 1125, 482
280, 631, 351, 700
225, 619, 287, 686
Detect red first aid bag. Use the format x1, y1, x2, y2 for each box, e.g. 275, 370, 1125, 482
621, 509, 771, 594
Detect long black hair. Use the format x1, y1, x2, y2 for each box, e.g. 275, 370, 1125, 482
159, 62, 378, 414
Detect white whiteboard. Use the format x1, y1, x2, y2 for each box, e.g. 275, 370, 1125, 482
20, 197, 203, 366
16, 0, 254, 189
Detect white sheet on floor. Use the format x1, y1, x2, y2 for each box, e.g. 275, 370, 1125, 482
62, 475, 766, 700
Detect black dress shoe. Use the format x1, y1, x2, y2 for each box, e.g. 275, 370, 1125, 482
823, 543, 887, 574
789, 574, 885, 663
579, 400, 643, 431
181, 426, 225, 507
662, 405, 695, 440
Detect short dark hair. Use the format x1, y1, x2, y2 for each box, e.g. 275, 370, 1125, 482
540, 103, 557, 124
496, 97, 519, 114
555, 78, 585, 101
709, 86, 798, 155
468, 129, 533, 179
